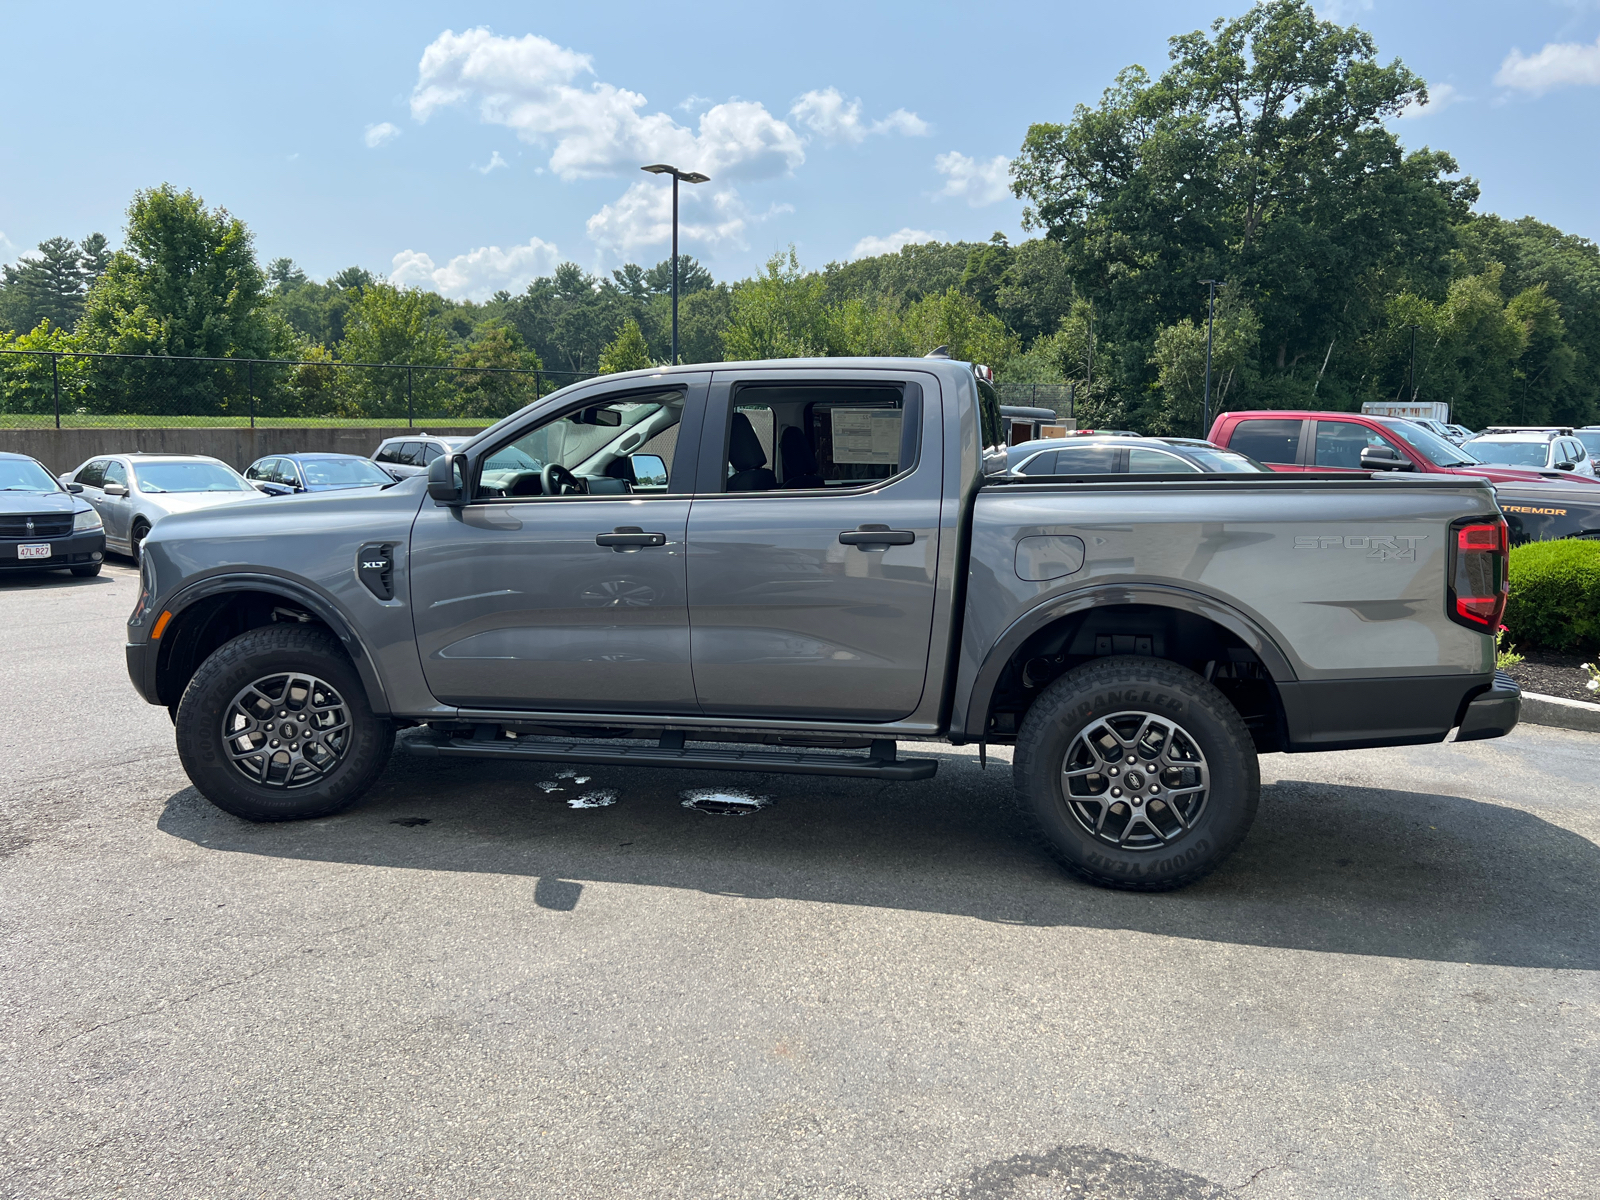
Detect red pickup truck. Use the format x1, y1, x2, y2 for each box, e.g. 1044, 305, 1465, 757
1206, 410, 1600, 486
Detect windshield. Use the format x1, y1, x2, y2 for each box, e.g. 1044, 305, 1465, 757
483, 445, 542, 472
1466, 441, 1550, 468
0, 458, 62, 492
300, 458, 391, 487
1576, 431, 1600, 457
134, 461, 253, 493
1379, 419, 1479, 466
1170, 444, 1266, 473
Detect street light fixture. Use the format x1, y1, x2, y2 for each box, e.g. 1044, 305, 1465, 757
641, 164, 711, 365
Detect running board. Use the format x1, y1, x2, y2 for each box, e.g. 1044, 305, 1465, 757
400, 731, 938, 781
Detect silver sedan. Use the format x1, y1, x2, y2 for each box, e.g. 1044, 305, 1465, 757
60, 452, 262, 560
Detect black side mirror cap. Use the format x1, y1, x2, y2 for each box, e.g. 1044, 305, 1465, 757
1556, 462, 1576, 471
1360, 447, 1413, 471
66, 482, 84, 494
427, 453, 469, 503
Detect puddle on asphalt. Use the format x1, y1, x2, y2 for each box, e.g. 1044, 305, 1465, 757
536, 781, 565, 793
681, 789, 771, 817
568, 790, 617, 809
555, 769, 578, 779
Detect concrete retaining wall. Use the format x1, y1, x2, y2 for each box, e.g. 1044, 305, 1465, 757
0, 426, 486, 474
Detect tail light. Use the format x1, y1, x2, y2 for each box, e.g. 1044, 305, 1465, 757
1447, 517, 1508, 631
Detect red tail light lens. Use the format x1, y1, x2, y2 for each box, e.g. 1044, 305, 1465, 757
1448, 518, 1508, 630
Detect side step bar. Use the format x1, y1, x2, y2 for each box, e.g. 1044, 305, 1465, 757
400, 730, 939, 781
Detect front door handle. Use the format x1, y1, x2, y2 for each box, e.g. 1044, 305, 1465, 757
839, 524, 915, 547
596, 526, 667, 548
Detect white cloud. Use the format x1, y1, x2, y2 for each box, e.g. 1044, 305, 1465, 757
851, 228, 943, 259
586, 180, 789, 254
476, 150, 509, 174
410, 28, 804, 182
677, 93, 711, 112
365, 122, 402, 148
789, 88, 929, 145
1496, 35, 1600, 93
0, 230, 16, 254
1398, 82, 1464, 119
933, 151, 1012, 206
390, 236, 560, 299
1315, 0, 1372, 21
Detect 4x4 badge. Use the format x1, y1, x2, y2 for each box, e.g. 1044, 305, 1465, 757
1294, 534, 1427, 561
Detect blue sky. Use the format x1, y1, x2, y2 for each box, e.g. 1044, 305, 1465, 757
4, 0, 1600, 298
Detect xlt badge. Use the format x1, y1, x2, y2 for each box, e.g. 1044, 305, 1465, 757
1294, 534, 1426, 561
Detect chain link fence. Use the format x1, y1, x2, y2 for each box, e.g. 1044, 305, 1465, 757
0, 349, 599, 429
994, 382, 1074, 419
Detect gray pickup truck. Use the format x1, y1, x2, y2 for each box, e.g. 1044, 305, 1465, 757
125, 357, 1520, 891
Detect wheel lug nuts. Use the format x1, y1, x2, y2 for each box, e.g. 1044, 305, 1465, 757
1111, 788, 1122, 797
270, 740, 279, 747
1109, 767, 1119, 776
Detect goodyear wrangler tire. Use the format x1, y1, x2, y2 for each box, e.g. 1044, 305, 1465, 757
1012, 656, 1259, 891
175, 625, 394, 822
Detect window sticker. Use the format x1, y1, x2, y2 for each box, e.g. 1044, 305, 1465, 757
830, 408, 902, 465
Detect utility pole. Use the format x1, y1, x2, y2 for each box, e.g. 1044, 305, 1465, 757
1200, 280, 1222, 438
1404, 323, 1420, 402
642, 164, 711, 364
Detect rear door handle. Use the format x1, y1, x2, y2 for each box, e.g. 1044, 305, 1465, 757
839, 524, 915, 547
596, 526, 667, 548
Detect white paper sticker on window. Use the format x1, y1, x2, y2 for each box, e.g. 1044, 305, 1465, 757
831, 408, 902, 465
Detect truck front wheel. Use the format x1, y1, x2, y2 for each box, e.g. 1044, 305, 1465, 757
1012, 656, 1259, 891
175, 625, 394, 821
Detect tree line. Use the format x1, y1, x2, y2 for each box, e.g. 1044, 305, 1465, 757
4, 0, 1599, 431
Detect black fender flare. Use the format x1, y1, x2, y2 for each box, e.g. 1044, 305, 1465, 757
958, 583, 1297, 740
156, 571, 391, 714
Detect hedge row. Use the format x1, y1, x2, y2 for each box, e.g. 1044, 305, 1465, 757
1503, 537, 1600, 653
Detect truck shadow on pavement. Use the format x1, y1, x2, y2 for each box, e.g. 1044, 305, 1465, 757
156, 748, 1600, 972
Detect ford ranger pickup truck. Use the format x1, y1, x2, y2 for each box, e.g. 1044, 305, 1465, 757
125, 357, 1520, 891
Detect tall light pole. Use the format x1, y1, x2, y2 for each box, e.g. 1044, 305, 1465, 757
641, 164, 710, 364
1200, 280, 1222, 438
1402, 323, 1420, 402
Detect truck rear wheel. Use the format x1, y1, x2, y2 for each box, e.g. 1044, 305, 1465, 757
175, 625, 393, 822
1012, 656, 1259, 891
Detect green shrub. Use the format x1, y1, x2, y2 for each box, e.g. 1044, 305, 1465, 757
1503, 538, 1600, 652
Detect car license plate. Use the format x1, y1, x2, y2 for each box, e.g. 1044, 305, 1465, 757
18, 543, 52, 560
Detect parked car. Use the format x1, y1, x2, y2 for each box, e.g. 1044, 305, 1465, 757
245, 453, 396, 496
1206, 409, 1600, 486
1492, 479, 1600, 545
1465, 430, 1597, 478
129, 357, 1518, 894
1445, 424, 1476, 444
1011, 436, 1267, 476
1405, 417, 1459, 443
1003, 432, 1146, 471
371, 435, 471, 481
1568, 425, 1600, 465
61, 453, 261, 561
0, 451, 105, 577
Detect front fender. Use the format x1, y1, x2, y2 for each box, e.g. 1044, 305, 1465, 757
952, 583, 1298, 741
136, 569, 391, 714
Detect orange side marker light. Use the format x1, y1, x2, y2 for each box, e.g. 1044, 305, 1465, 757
151, 610, 173, 639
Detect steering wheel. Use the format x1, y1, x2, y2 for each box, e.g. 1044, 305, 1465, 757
541, 463, 583, 496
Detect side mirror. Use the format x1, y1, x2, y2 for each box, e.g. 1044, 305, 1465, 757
1359, 446, 1412, 472
66, 482, 84, 494
103, 482, 129, 496
251, 481, 272, 493
629, 453, 669, 489
1556, 461, 1576, 472
427, 453, 469, 504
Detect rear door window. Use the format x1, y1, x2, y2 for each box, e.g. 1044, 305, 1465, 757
1050, 444, 1123, 473
1229, 419, 1303, 465
1128, 447, 1201, 473
422, 442, 445, 464
715, 383, 919, 493
373, 442, 400, 464
77, 460, 107, 488
398, 442, 425, 466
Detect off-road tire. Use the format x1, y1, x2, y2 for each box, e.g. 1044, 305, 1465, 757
1012, 656, 1259, 892
176, 625, 393, 822
70, 562, 102, 577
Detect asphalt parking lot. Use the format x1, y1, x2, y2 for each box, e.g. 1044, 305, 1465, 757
2, 561, 1597, 1199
